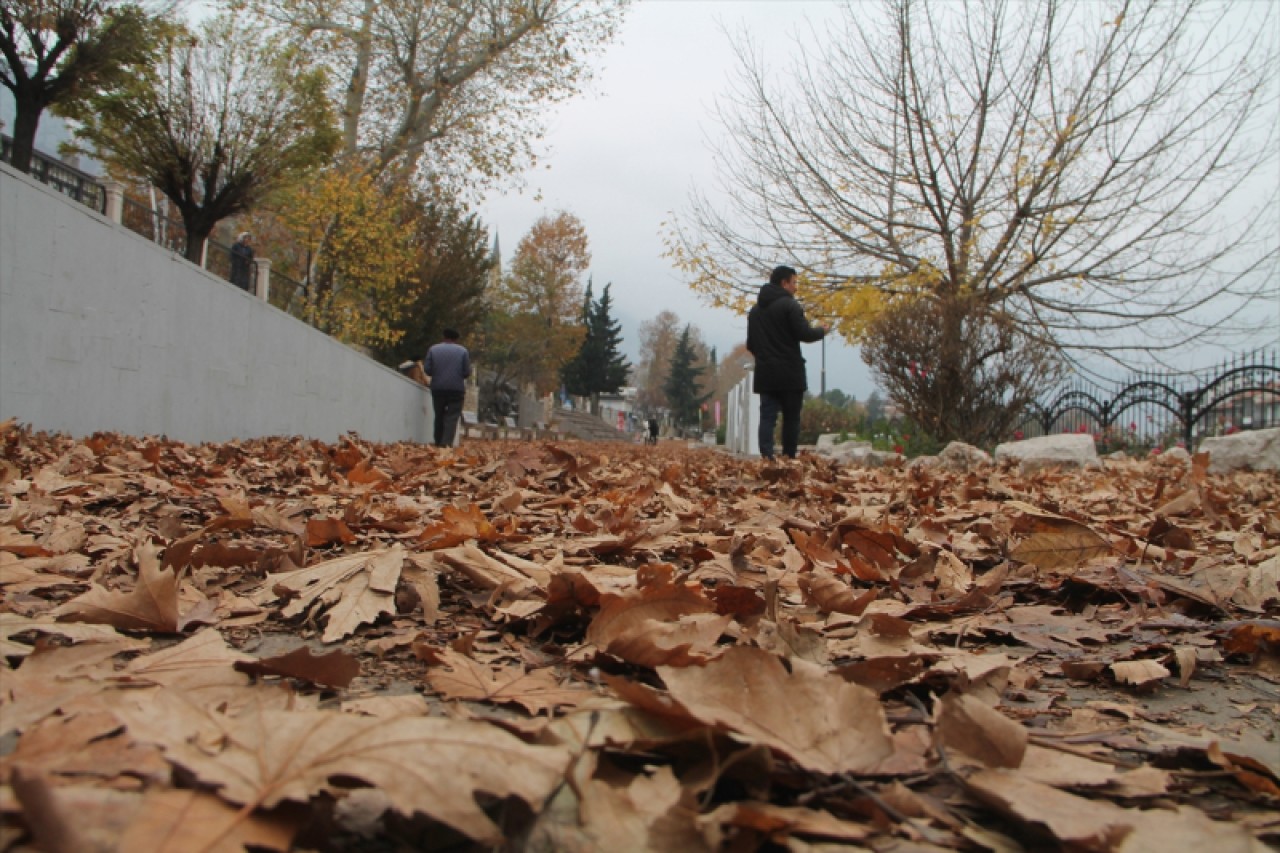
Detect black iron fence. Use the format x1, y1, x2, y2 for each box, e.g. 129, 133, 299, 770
2, 133, 104, 212
1013, 349, 1280, 453
121, 194, 188, 254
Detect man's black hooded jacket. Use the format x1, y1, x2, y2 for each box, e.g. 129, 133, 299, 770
746, 282, 825, 393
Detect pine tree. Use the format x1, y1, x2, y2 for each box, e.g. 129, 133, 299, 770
562, 282, 630, 412
663, 325, 710, 430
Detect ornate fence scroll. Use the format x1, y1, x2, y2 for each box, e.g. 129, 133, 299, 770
1014, 350, 1279, 453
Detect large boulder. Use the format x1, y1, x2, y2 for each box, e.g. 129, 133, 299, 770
814, 440, 901, 467
1199, 427, 1280, 473
938, 441, 993, 471
814, 438, 871, 459
815, 434, 871, 453
993, 434, 1099, 469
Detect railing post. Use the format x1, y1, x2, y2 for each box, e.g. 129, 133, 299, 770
254, 257, 272, 301
102, 180, 125, 223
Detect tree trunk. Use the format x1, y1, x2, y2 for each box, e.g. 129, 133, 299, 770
7, 95, 44, 174
341, 0, 376, 158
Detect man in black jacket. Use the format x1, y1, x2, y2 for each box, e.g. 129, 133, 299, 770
746, 265, 827, 459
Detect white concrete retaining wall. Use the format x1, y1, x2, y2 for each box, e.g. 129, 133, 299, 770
724, 374, 759, 457
0, 162, 430, 444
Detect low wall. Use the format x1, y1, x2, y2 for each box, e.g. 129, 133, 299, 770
0, 162, 430, 444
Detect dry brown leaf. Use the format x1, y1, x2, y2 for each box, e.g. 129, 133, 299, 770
425, 648, 596, 714
699, 801, 870, 846
797, 571, 878, 616
305, 517, 357, 547
1110, 659, 1170, 687
119, 789, 300, 853
1009, 517, 1112, 571
53, 542, 183, 632
657, 646, 893, 774
128, 697, 570, 843
0, 710, 169, 786
965, 769, 1264, 850
251, 546, 404, 642
235, 645, 361, 689
0, 612, 147, 660
587, 564, 721, 666
934, 692, 1027, 768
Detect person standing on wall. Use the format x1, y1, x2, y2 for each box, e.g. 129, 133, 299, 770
230, 232, 254, 292
746, 265, 827, 460
424, 328, 471, 448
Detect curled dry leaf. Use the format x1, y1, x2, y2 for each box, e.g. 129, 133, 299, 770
798, 570, 878, 616
235, 645, 361, 689
933, 692, 1027, 768
1110, 659, 1171, 687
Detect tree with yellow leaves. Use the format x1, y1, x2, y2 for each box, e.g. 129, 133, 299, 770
274, 167, 418, 350
479, 211, 589, 400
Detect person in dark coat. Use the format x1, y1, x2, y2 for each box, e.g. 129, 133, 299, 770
229, 232, 255, 291
746, 265, 827, 459
424, 328, 471, 447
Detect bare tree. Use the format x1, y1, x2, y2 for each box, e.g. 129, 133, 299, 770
264, 0, 626, 187
73, 14, 338, 262
667, 0, 1279, 368
861, 295, 1062, 445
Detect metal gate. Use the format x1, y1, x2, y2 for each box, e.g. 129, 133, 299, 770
1013, 349, 1279, 454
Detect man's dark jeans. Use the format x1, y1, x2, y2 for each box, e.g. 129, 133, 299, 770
758, 390, 804, 459
431, 389, 465, 447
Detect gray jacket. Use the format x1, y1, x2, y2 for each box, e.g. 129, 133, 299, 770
424, 341, 471, 392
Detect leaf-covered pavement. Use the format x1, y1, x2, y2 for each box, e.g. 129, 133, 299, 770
1, 422, 1277, 851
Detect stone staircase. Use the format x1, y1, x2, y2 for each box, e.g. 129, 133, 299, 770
551, 409, 633, 442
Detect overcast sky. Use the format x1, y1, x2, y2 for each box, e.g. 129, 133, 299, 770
479, 0, 879, 399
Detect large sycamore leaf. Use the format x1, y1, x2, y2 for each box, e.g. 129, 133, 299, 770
128, 696, 571, 843
251, 546, 404, 642
657, 646, 893, 774
54, 542, 185, 632
119, 789, 299, 853
425, 648, 597, 714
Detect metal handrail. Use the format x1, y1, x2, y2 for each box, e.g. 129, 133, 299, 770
1, 133, 105, 212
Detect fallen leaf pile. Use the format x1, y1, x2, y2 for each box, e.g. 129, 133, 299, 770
2, 421, 1278, 851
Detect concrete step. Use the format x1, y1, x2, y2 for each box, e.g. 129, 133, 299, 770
551, 410, 632, 442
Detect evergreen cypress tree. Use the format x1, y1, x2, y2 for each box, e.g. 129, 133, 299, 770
593, 284, 630, 393
561, 282, 630, 411
663, 325, 710, 430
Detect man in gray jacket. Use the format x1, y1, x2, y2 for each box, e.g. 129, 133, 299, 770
746, 266, 827, 459
424, 328, 471, 447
